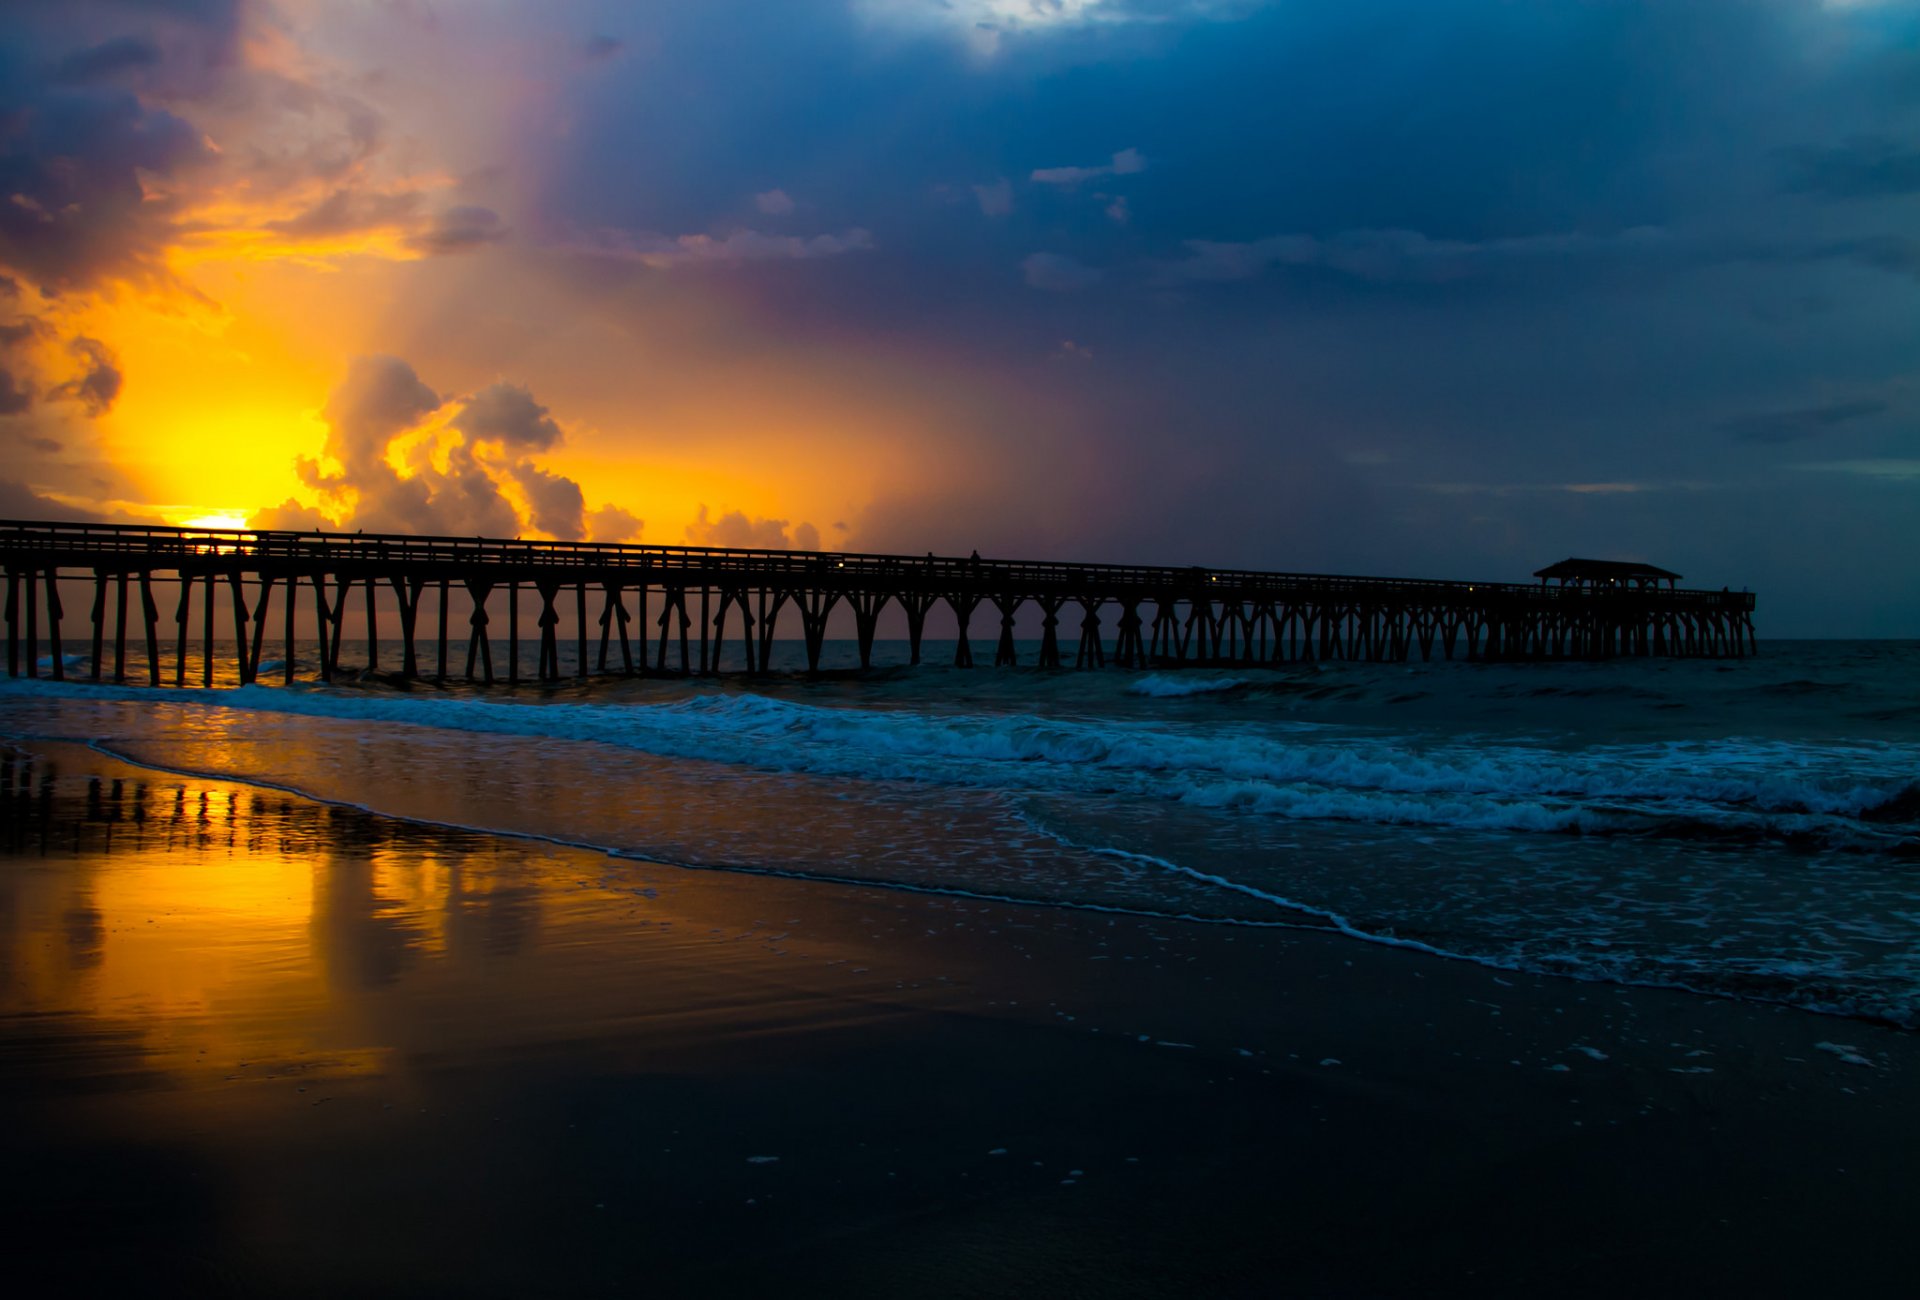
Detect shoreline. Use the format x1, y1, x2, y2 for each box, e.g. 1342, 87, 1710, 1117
51, 723, 1920, 1033
4, 736, 1917, 1294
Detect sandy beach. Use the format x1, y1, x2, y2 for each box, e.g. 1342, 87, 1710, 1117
1, 737, 1914, 1296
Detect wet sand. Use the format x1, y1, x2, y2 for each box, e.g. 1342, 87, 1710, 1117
3, 740, 1916, 1297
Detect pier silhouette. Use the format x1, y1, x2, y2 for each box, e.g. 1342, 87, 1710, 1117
2, 520, 1758, 686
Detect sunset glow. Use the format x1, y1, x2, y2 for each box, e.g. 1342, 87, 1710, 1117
2, 1, 1917, 631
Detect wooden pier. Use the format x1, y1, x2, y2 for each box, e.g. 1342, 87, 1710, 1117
1, 520, 1758, 686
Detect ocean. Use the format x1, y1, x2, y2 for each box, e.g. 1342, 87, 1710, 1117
4, 637, 1916, 1027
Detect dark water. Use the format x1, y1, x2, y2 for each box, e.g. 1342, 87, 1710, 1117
4, 639, 1916, 1025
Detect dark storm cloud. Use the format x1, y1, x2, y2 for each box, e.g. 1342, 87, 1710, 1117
0, 82, 211, 291
1719, 399, 1891, 445
0, 0, 252, 294
0, 477, 103, 521
54, 35, 164, 84
521, 0, 1920, 629
48, 337, 122, 416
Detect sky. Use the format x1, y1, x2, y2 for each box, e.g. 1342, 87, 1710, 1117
1, 0, 1917, 635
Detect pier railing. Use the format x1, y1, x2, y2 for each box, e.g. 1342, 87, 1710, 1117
2, 518, 1757, 685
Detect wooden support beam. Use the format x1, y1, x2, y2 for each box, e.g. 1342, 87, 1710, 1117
1114, 600, 1143, 668
735, 589, 756, 674
636, 579, 649, 677
654, 588, 675, 673
678, 588, 692, 674
313, 572, 334, 683
711, 588, 730, 673
113, 570, 129, 683
438, 578, 451, 680
328, 575, 351, 676
4, 568, 17, 678
614, 583, 635, 673
536, 581, 562, 681
23, 566, 39, 679
90, 569, 108, 681
137, 571, 159, 686
44, 568, 64, 680
464, 579, 494, 683
201, 569, 215, 687
283, 572, 296, 684
364, 572, 379, 675
849, 591, 889, 669
900, 592, 936, 666
699, 584, 711, 674
948, 593, 979, 669
508, 582, 519, 685
1036, 595, 1064, 670
992, 595, 1020, 667
1075, 599, 1105, 669
576, 582, 588, 679
174, 570, 192, 687
794, 588, 837, 673
229, 570, 251, 685
389, 575, 423, 681
758, 589, 789, 672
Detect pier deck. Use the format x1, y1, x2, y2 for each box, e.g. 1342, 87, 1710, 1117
2, 520, 1757, 685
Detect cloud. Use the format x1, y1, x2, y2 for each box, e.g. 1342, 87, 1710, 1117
1022, 251, 1104, 291
248, 498, 336, 532
0, 366, 30, 415
973, 179, 1013, 217
1719, 398, 1889, 444
566, 226, 875, 269
509, 461, 586, 539
321, 354, 442, 477
1102, 194, 1131, 224
1153, 226, 1674, 285
0, 303, 126, 421
754, 189, 796, 216
1031, 147, 1147, 185
453, 382, 563, 451
55, 35, 164, 85
1782, 137, 1920, 200
48, 337, 122, 416
0, 81, 213, 293
588, 504, 644, 543
584, 34, 625, 61
404, 205, 508, 255
265, 188, 422, 239
0, 477, 106, 522
1796, 459, 1920, 481
685, 505, 820, 550
292, 357, 617, 541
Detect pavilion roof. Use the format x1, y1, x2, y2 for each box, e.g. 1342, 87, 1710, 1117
1533, 557, 1683, 582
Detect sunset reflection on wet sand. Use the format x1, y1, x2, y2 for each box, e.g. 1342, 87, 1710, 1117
5, 741, 1918, 1296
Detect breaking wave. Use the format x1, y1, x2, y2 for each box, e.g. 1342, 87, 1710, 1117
4, 676, 1914, 852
